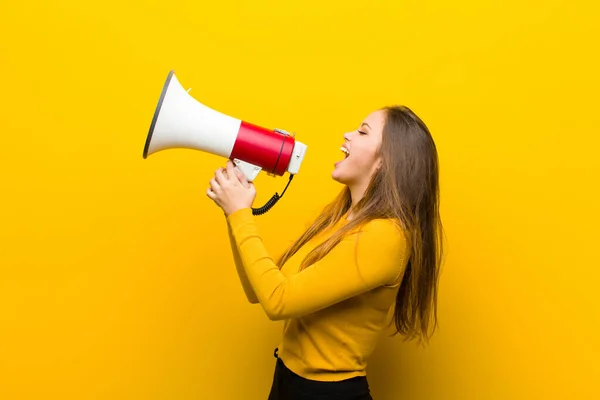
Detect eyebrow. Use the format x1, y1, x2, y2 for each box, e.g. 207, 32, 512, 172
360, 122, 371, 129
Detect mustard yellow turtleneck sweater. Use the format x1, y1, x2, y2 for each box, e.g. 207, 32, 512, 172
226, 207, 409, 382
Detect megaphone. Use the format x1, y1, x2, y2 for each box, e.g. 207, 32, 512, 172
143, 70, 308, 215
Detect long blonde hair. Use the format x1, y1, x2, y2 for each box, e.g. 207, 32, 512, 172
276, 106, 444, 343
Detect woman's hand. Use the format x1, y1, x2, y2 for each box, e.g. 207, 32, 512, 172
206, 160, 256, 216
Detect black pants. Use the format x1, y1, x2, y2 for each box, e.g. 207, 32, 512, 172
268, 348, 373, 400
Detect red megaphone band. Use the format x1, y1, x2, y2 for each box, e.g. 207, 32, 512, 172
230, 121, 296, 176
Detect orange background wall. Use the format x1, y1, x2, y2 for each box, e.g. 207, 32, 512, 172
1, 1, 598, 399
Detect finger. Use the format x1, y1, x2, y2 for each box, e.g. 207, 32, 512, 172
226, 161, 239, 185
221, 165, 233, 180
209, 178, 221, 192
206, 187, 217, 201
234, 168, 249, 188
214, 167, 227, 185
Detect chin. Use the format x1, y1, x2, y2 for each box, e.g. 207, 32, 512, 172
331, 169, 349, 184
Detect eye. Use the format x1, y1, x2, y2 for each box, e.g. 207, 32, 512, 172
357, 130, 367, 135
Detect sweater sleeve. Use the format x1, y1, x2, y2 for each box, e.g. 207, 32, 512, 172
226, 207, 409, 321
226, 221, 259, 304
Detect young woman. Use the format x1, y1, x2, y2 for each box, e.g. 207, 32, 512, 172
206, 105, 443, 399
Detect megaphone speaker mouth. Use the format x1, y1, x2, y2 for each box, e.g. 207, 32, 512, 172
143, 71, 175, 159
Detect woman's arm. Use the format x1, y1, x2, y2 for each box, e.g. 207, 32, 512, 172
226, 208, 318, 304
227, 219, 259, 304
227, 207, 409, 321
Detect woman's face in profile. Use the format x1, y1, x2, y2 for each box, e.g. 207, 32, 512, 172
332, 109, 384, 186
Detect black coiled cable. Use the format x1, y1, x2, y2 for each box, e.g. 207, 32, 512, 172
252, 174, 294, 216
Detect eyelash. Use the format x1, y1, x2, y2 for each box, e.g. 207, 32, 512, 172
357, 130, 367, 135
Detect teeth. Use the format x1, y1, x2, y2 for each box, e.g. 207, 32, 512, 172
340, 147, 350, 155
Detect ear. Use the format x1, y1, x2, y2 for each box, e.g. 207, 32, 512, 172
376, 156, 383, 170
370, 159, 383, 177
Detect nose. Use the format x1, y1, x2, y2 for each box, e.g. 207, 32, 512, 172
343, 132, 351, 141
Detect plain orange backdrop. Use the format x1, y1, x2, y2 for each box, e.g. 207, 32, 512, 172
1, 0, 599, 399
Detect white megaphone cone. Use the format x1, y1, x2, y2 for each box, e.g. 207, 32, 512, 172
143, 70, 308, 215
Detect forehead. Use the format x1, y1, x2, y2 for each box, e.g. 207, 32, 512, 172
362, 110, 386, 130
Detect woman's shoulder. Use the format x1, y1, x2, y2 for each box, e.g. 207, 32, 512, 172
353, 218, 410, 285
352, 217, 409, 252
359, 217, 406, 237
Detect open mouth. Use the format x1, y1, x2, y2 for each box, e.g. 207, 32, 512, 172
340, 146, 350, 159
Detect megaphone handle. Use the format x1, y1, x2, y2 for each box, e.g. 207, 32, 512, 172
232, 159, 261, 182
231, 158, 295, 216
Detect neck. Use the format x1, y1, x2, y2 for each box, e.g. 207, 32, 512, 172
346, 181, 369, 220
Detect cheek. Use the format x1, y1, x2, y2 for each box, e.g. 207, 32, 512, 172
355, 147, 379, 167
